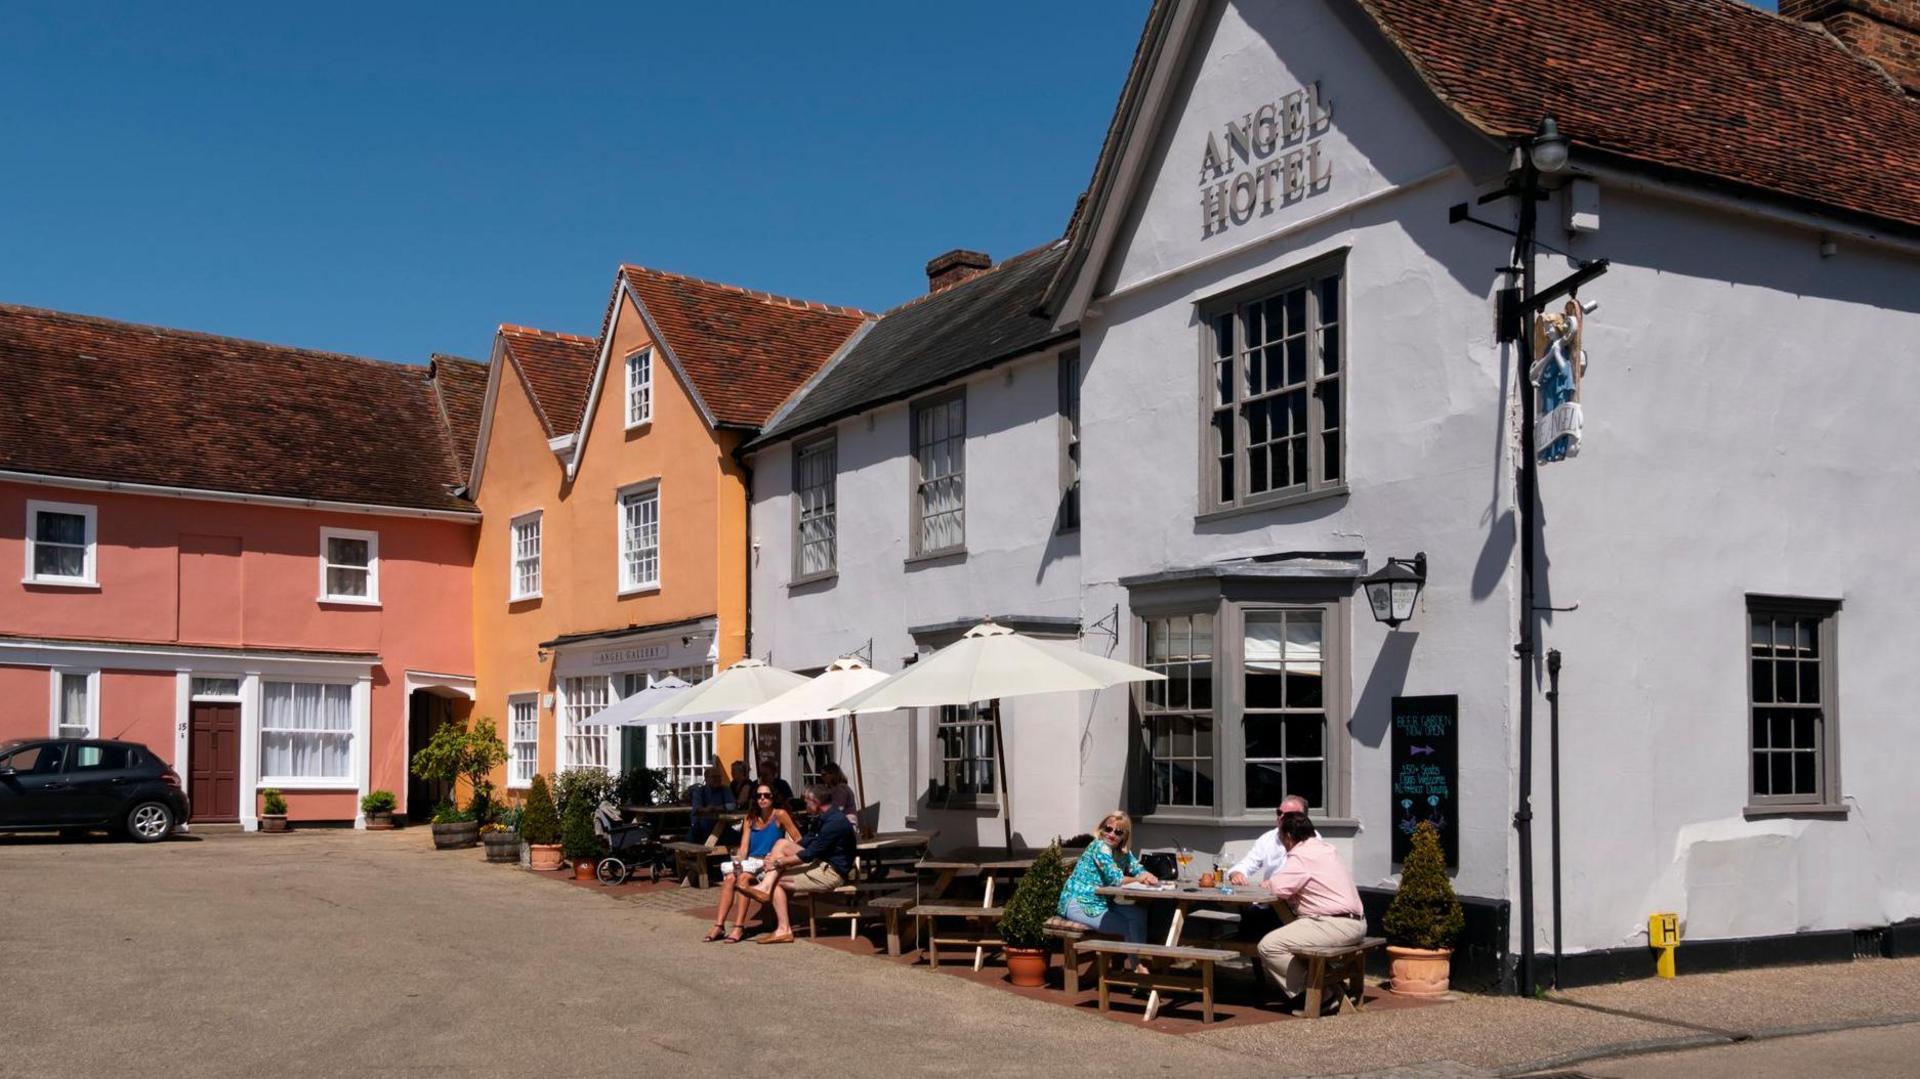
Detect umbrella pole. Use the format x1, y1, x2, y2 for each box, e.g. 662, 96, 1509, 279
849, 715, 868, 824
991, 698, 1012, 851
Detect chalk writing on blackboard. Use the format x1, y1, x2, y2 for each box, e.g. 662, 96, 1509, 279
1390, 695, 1459, 869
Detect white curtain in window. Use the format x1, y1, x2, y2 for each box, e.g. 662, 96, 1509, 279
1245, 612, 1323, 671
58, 674, 90, 737
261, 682, 353, 779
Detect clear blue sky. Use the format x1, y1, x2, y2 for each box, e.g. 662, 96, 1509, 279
0, 2, 1149, 364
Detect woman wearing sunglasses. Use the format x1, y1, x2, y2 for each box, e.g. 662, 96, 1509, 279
1056, 811, 1159, 970
703, 784, 800, 942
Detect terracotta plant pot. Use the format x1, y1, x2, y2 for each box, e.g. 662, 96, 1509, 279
572, 858, 597, 880
258, 814, 289, 833
431, 820, 480, 850
1387, 945, 1453, 996
482, 831, 520, 864
364, 810, 394, 831
529, 843, 563, 871
1005, 946, 1049, 988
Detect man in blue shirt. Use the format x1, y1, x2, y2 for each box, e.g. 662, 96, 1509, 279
752, 785, 855, 944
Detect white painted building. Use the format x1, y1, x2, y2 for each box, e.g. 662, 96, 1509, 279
746, 0, 1920, 986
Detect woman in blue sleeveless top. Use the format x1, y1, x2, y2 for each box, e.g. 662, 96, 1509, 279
704, 783, 799, 942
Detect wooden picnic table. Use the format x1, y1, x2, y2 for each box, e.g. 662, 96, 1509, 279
914, 846, 1083, 969
624, 805, 745, 849
1094, 882, 1290, 1019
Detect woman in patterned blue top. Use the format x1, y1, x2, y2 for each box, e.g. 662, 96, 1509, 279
1057, 811, 1160, 964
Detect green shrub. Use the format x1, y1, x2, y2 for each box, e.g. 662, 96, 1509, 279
1002, 840, 1069, 949
260, 789, 287, 815
1382, 821, 1465, 950
492, 802, 523, 832
552, 768, 618, 823
359, 790, 396, 814
520, 775, 560, 845
612, 765, 670, 808
561, 792, 599, 860
409, 717, 510, 820
430, 799, 473, 825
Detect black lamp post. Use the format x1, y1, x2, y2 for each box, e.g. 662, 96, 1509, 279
1361, 553, 1427, 628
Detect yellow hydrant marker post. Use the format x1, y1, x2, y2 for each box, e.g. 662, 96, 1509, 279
1649, 912, 1680, 978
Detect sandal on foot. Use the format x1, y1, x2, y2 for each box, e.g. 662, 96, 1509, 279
702, 924, 729, 942
721, 929, 745, 943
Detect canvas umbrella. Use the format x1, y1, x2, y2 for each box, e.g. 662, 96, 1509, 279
832, 621, 1163, 848
574, 675, 694, 727
719, 657, 901, 812
638, 658, 809, 768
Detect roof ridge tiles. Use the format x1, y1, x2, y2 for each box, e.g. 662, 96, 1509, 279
497, 323, 597, 344
0, 301, 415, 373
617, 263, 872, 319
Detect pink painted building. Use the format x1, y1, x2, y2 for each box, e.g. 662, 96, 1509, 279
0, 304, 483, 828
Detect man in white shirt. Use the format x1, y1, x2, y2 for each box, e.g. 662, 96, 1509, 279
1226, 794, 1308, 941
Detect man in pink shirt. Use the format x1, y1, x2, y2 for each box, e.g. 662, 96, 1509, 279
1259, 812, 1367, 1012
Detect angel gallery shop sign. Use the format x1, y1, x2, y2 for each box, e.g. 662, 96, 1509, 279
1199, 81, 1333, 239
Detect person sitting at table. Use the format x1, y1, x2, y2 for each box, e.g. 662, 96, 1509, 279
728, 759, 754, 807
1226, 793, 1308, 940
705, 783, 801, 943
742, 785, 856, 944
1057, 811, 1160, 973
756, 756, 795, 808
688, 764, 737, 845
1258, 812, 1367, 1013
819, 762, 860, 830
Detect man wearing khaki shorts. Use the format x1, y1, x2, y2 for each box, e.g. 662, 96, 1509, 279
757, 785, 856, 944
1258, 812, 1368, 1013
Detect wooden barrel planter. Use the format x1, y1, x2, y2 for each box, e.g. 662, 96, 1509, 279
482, 830, 521, 863
431, 821, 480, 850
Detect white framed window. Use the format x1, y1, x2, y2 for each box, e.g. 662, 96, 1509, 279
49, 669, 99, 738
318, 527, 379, 604
561, 676, 610, 772
793, 434, 837, 580
24, 499, 97, 587
510, 511, 542, 601
617, 484, 661, 593
507, 694, 539, 788
260, 681, 354, 782
625, 348, 653, 428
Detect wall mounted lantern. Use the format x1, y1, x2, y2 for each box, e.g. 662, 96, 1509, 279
1361, 552, 1427, 628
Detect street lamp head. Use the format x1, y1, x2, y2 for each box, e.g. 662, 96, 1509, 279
1361, 552, 1427, 629
1529, 116, 1570, 174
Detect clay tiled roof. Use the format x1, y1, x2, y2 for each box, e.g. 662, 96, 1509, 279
753, 242, 1071, 448
617, 266, 869, 428
497, 325, 597, 438
428, 353, 487, 478
0, 304, 474, 513
1354, 0, 1920, 233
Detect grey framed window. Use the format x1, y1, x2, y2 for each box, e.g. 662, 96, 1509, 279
1058, 349, 1081, 533
1747, 595, 1841, 811
934, 701, 996, 806
910, 390, 966, 557
1131, 584, 1350, 821
1202, 256, 1344, 514
796, 717, 835, 789
793, 434, 837, 580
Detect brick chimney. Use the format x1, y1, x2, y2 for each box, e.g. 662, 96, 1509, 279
1783, 0, 1920, 93
925, 249, 992, 293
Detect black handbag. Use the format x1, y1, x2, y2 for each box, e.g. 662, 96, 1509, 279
1140, 851, 1178, 880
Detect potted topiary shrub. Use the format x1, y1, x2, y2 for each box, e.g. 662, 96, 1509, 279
360, 790, 397, 830
481, 803, 521, 864
561, 791, 600, 880
258, 789, 289, 833
1382, 821, 1465, 996
1001, 840, 1069, 987
520, 774, 563, 871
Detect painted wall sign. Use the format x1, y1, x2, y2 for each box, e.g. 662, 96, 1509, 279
1391, 694, 1459, 869
593, 644, 668, 667
1199, 81, 1334, 238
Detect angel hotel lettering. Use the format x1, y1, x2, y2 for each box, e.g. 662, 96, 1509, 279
1199, 82, 1333, 238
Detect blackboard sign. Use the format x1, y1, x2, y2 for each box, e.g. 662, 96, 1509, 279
1391, 695, 1458, 869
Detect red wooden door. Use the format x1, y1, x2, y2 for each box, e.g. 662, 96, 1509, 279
190, 702, 240, 822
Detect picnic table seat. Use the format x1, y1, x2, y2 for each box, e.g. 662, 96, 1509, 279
908, 903, 1004, 969
798, 881, 915, 940
1291, 936, 1386, 1018
1043, 916, 1124, 994
872, 892, 919, 956
662, 841, 725, 888
1076, 940, 1241, 1024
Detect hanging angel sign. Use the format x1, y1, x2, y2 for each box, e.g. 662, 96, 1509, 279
1531, 298, 1597, 462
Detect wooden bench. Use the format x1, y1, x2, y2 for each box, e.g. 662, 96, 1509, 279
1078, 940, 1240, 1024
908, 904, 1005, 970
873, 893, 919, 956
798, 881, 914, 939
1043, 916, 1123, 995
1292, 936, 1386, 1018
662, 842, 723, 888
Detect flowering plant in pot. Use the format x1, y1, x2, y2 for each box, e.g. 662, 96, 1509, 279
1381, 821, 1465, 996
561, 792, 601, 880
520, 775, 563, 871
481, 803, 522, 864
258, 788, 290, 833
360, 789, 397, 830
1000, 840, 1069, 987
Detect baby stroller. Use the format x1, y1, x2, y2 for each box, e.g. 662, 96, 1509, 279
592, 801, 673, 885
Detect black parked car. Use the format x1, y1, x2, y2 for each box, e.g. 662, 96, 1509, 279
0, 738, 190, 842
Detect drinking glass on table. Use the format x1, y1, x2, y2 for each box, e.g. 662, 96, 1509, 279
1176, 844, 1193, 882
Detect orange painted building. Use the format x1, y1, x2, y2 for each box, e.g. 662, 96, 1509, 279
467, 267, 865, 797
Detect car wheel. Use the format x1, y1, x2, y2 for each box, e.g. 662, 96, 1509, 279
125, 801, 175, 843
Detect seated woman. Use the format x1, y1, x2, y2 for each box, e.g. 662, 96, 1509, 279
705, 784, 800, 942
819, 762, 862, 833
688, 764, 737, 845
1056, 811, 1160, 973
